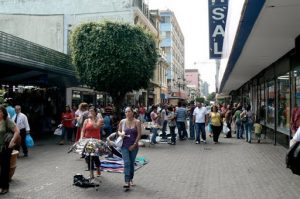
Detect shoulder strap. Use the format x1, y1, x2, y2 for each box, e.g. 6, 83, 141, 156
122, 119, 126, 131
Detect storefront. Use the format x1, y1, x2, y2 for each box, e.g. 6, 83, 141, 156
217, 0, 300, 147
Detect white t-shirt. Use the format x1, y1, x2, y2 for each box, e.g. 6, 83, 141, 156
193, 107, 208, 123
293, 127, 300, 142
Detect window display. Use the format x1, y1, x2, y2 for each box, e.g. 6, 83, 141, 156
266, 81, 275, 128
277, 73, 290, 134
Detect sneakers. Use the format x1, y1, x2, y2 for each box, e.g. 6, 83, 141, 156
195, 141, 200, 144
168, 142, 176, 145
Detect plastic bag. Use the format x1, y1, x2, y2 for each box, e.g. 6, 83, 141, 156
54, 127, 62, 136
223, 122, 230, 135
25, 134, 34, 148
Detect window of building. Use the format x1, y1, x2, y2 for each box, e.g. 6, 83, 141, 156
277, 72, 290, 134
266, 81, 275, 128
161, 16, 170, 23
259, 83, 266, 124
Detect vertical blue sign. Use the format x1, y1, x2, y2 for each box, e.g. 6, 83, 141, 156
208, 0, 228, 59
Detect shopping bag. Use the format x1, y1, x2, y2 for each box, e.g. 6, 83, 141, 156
54, 127, 62, 136
223, 122, 230, 135
25, 134, 34, 148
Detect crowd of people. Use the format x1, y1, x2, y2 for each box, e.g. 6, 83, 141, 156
2, 98, 300, 194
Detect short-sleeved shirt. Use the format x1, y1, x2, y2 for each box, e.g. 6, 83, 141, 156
234, 110, 241, 121
210, 112, 221, 126
175, 107, 187, 122
0, 119, 16, 151
193, 107, 207, 123
167, 112, 176, 127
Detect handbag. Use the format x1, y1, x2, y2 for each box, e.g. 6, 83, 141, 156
286, 142, 300, 175
115, 136, 123, 148
115, 120, 126, 148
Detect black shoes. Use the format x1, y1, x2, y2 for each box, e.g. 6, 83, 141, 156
0, 189, 9, 195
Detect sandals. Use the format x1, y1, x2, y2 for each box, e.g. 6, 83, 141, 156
0, 189, 9, 195
130, 181, 136, 186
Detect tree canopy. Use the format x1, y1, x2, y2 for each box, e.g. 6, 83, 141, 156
70, 21, 158, 109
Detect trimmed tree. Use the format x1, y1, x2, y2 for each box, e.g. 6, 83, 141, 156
70, 21, 158, 116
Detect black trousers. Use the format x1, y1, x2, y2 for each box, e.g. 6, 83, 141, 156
0, 148, 13, 189
211, 125, 222, 143
85, 155, 101, 170
15, 129, 28, 155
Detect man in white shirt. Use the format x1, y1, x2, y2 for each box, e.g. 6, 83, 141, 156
193, 102, 208, 144
13, 105, 30, 157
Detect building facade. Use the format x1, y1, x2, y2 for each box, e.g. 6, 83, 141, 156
217, 0, 300, 147
0, 0, 168, 107
185, 69, 200, 99
159, 10, 185, 100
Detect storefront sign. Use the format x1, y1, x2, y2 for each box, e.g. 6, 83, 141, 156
208, 0, 228, 59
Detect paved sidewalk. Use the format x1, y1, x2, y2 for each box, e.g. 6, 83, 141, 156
2, 135, 300, 199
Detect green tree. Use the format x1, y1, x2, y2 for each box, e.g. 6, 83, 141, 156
70, 21, 158, 116
207, 92, 216, 102
195, 97, 205, 103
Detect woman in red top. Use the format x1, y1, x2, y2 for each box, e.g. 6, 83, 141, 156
80, 107, 103, 177
59, 105, 74, 145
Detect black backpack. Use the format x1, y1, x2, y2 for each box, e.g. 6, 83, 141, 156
73, 174, 99, 188
286, 142, 300, 175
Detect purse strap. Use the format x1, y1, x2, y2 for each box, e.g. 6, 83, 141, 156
122, 119, 126, 131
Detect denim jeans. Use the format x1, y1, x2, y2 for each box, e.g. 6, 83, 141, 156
121, 147, 139, 183
242, 122, 247, 140
246, 122, 253, 142
177, 121, 187, 139
61, 127, 73, 141
195, 123, 206, 142
236, 121, 242, 139
161, 120, 168, 138
189, 118, 195, 139
151, 127, 158, 143
169, 126, 176, 143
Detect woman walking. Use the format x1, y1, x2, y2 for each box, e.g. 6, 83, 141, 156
59, 105, 74, 145
209, 105, 222, 144
0, 105, 20, 194
118, 107, 141, 190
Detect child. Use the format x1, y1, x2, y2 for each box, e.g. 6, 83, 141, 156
254, 119, 262, 143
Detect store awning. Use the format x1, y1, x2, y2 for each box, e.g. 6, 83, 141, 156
0, 31, 78, 87
220, 0, 300, 92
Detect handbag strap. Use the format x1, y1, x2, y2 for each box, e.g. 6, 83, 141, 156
122, 119, 126, 131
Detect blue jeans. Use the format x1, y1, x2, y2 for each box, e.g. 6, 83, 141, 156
151, 127, 158, 143
242, 122, 247, 140
236, 121, 242, 139
161, 120, 168, 138
195, 123, 206, 142
61, 127, 73, 141
189, 119, 195, 139
177, 121, 187, 139
246, 122, 253, 142
121, 147, 139, 183
169, 126, 176, 143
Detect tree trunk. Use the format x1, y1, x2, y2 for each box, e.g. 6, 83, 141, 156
112, 93, 125, 122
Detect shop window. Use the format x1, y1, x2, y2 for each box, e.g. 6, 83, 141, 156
266, 81, 275, 128
277, 73, 290, 134
259, 84, 266, 124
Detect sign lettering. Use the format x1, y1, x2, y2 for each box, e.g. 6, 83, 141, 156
208, 0, 228, 59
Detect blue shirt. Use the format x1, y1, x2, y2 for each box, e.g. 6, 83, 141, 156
175, 107, 187, 122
